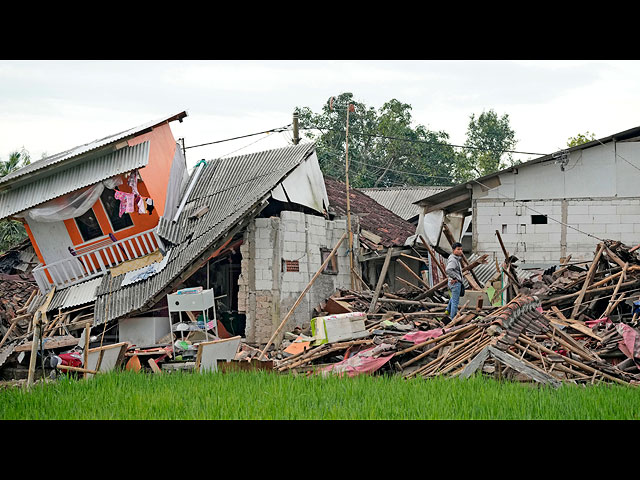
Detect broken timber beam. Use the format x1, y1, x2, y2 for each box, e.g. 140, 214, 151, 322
571, 243, 604, 320
368, 247, 394, 314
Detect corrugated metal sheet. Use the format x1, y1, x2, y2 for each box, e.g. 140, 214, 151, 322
0, 112, 186, 187
0, 141, 150, 219
467, 252, 539, 286
359, 186, 450, 220
94, 142, 317, 325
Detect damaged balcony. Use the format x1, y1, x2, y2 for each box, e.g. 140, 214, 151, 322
32, 228, 162, 293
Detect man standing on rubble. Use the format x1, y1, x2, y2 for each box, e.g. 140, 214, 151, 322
445, 242, 465, 322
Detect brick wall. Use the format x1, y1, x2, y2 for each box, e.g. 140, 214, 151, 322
239, 211, 354, 345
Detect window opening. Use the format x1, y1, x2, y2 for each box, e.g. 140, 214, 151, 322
320, 248, 338, 274
531, 215, 548, 224
101, 188, 134, 231
75, 208, 103, 242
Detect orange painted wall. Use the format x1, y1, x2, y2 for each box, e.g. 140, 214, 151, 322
27, 120, 178, 267
127, 122, 178, 217
63, 174, 160, 248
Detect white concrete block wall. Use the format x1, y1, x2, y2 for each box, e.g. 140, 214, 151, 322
242, 210, 355, 345
475, 197, 640, 265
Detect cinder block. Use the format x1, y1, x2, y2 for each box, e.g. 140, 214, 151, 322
588, 205, 617, 215
606, 223, 634, 233
619, 214, 640, 224
567, 204, 589, 215
616, 205, 640, 215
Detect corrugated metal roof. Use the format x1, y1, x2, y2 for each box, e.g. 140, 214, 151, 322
359, 186, 450, 220
28, 276, 103, 313
0, 141, 150, 220
93, 142, 317, 325
0, 112, 186, 187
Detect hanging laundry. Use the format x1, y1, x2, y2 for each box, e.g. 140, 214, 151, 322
146, 198, 154, 215
127, 170, 140, 196
137, 196, 148, 214
114, 190, 135, 217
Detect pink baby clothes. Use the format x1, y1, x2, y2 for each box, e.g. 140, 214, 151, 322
114, 190, 135, 217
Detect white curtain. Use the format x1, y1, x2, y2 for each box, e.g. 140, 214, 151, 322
18, 176, 123, 223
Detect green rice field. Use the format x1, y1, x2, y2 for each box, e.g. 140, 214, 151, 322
2, 370, 639, 420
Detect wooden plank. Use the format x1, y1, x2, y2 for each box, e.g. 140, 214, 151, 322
368, 248, 394, 314
147, 358, 162, 374
571, 243, 604, 320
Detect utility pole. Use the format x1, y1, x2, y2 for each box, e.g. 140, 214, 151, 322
329, 96, 357, 290
292, 110, 300, 145
344, 103, 356, 290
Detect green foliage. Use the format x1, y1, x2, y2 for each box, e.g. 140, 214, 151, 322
297, 93, 457, 188
0, 148, 31, 253
2, 370, 639, 420
567, 131, 596, 148
455, 109, 517, 181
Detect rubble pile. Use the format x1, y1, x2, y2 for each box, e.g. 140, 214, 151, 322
274, 238, 640, 387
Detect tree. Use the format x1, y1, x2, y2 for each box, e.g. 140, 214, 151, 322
297, 93, 457, 188
566, 131, 596, 148
455, 109, 517, 181
0, 148, 31, 253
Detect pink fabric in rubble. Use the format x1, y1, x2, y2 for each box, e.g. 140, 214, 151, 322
320, 345, 395, 377
401, 328, 446, 344
616, 323, 640, 360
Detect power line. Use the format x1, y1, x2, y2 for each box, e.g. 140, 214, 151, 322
184, 124, 292, 150
298, 126, 549, 157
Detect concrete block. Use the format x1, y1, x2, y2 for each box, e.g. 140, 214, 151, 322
616, 205, 640, 215
254, 218, 270, 228
588, 205, 617, 215
567, 214, 593, 224
578, 224, 607, 234
255, 237, 273, 250
619, 214, 640, 224
606, 223, 634, 233
567, 205, 589, 215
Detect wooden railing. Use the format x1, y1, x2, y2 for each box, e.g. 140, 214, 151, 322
33, 228, 161, 293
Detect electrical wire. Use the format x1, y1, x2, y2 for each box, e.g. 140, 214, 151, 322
298, 126, 548, 157
184, 124, 292, 150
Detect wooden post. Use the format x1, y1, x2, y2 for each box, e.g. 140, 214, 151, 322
27, 314, 42, 387
345, 104, 355, 290
368, 248, 394, 314
260, 232, 347, 359
83, 322, 91, 379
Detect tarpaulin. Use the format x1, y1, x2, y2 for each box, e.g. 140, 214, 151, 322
401, 328, 446, 344
320, 344, 395, 377
616, 323, 640, 361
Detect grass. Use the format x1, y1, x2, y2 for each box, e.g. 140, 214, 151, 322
1, 370, 640, 420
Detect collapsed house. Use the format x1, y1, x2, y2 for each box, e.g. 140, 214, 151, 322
2, 112, 415, 378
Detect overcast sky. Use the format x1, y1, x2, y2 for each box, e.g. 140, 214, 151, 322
2, 60, 640, 170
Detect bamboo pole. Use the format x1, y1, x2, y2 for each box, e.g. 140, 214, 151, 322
260, 232, 347, 359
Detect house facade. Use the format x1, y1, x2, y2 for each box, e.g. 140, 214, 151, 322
0, 112, 188, 294
413, 124, 640, 268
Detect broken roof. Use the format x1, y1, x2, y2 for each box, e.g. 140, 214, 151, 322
324, 177, 416, 248
413, 123, 640, 211
0, 112, 187, 221
0, 112, 187, 188
93, 141, 318, 325
358, 185, 450, 221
